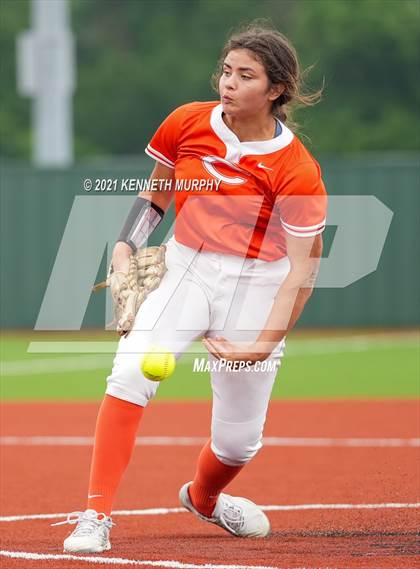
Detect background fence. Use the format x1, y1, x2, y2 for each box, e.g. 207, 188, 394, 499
1, 154, 419, 329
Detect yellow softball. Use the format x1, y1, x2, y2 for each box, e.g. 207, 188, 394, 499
141, 346, 176, 382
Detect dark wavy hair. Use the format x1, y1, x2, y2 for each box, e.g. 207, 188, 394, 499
212, 22, 322, 129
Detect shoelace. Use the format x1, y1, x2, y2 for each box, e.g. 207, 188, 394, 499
221, 501, 245, 531
51, 511, 115, 534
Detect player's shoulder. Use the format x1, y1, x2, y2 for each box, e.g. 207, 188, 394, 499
163, 101, 219, 138
161, 101, 218, 134
169, 100, 218, 119
269, 133, 326, 195
179, 101, 219, 113
280, 135, 322, 176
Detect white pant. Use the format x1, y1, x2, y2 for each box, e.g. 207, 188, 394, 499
106, 237, 290, 466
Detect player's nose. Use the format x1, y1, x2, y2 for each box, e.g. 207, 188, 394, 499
224, 74, 237, 90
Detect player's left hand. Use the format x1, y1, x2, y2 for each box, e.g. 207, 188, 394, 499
202, 336, 270, 364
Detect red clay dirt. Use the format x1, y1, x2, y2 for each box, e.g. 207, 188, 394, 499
1, 400, 419, 569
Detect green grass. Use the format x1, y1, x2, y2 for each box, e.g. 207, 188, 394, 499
1, 331, 419, 401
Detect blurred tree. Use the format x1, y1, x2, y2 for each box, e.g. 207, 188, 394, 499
292, 0, 420, 152
0, 0, 30, 158
73, 0, 286, 156
1, 0, 419, 159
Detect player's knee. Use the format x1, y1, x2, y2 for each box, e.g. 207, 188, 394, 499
211, 424, 263, 466
211, 438, 262, 466
106, 352, 159, 407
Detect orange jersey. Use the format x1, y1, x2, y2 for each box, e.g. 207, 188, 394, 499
145, 101, 327, 261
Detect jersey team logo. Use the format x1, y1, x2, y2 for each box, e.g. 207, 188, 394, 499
202, 155, 247, 185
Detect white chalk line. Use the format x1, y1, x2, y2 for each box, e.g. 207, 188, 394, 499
1, 502, 419, 523
25, 335, 417, 354
1, 355, 113, 376
1, 435, 419, 448
2, 336, 417, 374
0, 550, 335, 569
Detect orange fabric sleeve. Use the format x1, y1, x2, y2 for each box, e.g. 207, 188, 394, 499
145, 105, 187, 168
275, 161, 327, 237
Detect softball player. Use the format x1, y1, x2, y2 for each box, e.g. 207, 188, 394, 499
57, 24, 327, 553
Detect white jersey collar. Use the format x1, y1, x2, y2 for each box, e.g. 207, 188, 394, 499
210, 103, 294, 163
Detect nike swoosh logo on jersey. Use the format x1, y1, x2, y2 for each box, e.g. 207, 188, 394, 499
88, 494, 103, 499
257, 162, 273, 171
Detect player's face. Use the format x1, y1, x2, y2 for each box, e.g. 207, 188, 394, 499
219, 49, 283, 118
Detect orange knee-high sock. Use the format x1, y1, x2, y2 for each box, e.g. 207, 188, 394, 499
188, 440, 243, 517
86, 394, 143, 515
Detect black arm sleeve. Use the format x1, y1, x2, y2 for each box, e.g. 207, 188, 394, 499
117, 197, 164, 253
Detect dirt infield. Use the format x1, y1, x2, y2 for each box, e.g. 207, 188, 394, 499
1, 400, 419, 568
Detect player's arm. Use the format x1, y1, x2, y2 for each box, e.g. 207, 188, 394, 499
112, 162, 175, 272
255, 232, 323, 354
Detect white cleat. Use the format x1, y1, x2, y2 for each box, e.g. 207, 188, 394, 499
52, 509, 114, 553
179, 481, 270, 538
